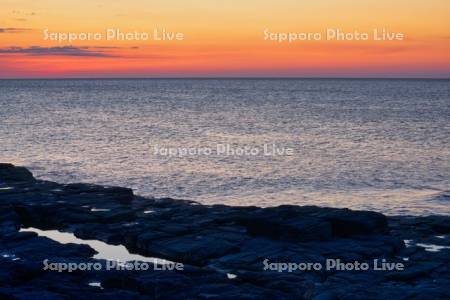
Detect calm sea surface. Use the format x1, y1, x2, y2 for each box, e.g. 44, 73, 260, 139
1, 79, 449, 215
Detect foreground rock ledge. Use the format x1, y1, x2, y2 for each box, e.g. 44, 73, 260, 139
0, 163, 449, 299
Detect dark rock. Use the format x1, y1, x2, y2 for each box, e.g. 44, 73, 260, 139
237, 214, 332, 242
322, 209, 388, 236
63, 183, 134, 203
0, 288, 66, 300
384, 262, 441, 282
0, 164, 35, 183
313, 291, 337, 300
0, 164, 448, 299
428, 216, 450, 234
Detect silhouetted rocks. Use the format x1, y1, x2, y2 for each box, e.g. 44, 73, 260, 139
0, 164, 449, 299
0, 163, 35, 183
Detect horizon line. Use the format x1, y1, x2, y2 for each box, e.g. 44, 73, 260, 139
0, 76, 449, 80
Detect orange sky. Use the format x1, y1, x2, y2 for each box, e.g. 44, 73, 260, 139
0, 0, 449, 78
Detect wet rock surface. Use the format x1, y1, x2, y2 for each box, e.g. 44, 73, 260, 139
0, 164, 449, 299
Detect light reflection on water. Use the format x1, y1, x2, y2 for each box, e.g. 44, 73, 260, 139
1, 79, 449, 215
20, 227, 172, 264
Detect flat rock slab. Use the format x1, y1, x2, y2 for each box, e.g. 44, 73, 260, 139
0, 164, 449, 299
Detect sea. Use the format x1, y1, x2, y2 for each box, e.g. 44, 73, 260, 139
1, 79, 449, 215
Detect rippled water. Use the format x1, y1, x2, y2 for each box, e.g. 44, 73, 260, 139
1, 79, 449, 215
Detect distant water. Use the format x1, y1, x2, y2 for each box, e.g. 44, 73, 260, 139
1, 79, 449, 215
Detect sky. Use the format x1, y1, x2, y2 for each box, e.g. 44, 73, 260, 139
0, 0, 449, 78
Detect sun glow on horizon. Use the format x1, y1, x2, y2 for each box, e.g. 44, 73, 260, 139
0, 0, 449, 78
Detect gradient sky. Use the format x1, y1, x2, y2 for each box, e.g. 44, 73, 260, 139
0, 0, 449, 78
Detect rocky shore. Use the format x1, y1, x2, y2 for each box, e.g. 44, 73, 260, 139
0, 163, 449, 299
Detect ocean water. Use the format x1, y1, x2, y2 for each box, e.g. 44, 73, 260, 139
0, 79, 449, 215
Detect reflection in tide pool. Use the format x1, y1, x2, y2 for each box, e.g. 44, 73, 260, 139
20, 227, 172, 264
